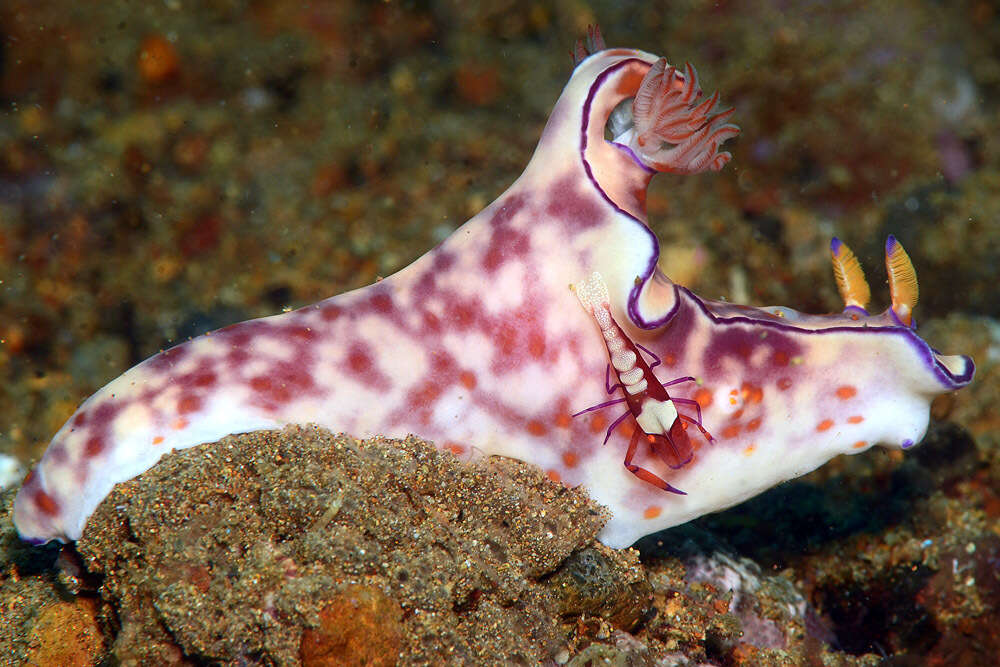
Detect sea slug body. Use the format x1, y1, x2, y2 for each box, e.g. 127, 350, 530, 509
14, 35, 974, 548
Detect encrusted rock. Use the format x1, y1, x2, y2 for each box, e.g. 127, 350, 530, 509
77, 425, 611, 665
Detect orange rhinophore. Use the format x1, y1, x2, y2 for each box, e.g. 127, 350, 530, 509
830, 237, 871, 316
885, 235, 919, 327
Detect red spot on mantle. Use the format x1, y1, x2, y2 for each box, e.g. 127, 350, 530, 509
250, 375, 292, 406
347, 344, 373, 374
527, 420, 547, 436
191, 371, 217, 387
370, 292, 393, 314
482, 225, 530, 273
320, 304, 342, 321
459, 371, 477, 390
447, 300, 480, 330
545, 174, 604, 230
34, 488, 60, 516
481, 194, 529, 273
84, 436, 105, 458
177, 394, 202, 414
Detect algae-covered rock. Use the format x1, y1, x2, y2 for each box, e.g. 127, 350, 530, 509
77, 425, 611, 665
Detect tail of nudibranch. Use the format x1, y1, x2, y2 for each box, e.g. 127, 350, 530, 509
629, 60, 740, 174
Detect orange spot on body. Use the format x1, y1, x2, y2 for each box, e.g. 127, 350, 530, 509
459, 371, 477, 390
693, 387, 713, 408
847, 415, 865, 424
663, 353, 677, 366
528, 420, 547, 436
152, 436, 165, 445
746, 417, 761, 432
589, 414, 608, 434
722, 424, 741, 439
836, 386, 858, 399
741, 383, 764, 404
546, 469, 561, 483
743, 444, 757, 456
853, 440, 868, 449
562, 452, 579, 468
446, 443, 466, 456
773, 351, 789, 366
555, 413, 572, 428
777, 378, 793, 391
172, 418, 189, 430
643, 506, 662, 519
816, 419, 834, 432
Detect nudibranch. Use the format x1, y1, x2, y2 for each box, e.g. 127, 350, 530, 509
14, 35, 974, 548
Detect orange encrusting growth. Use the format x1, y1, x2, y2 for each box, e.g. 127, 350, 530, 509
885, 235, 919, 327
830, 237, 871, 311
